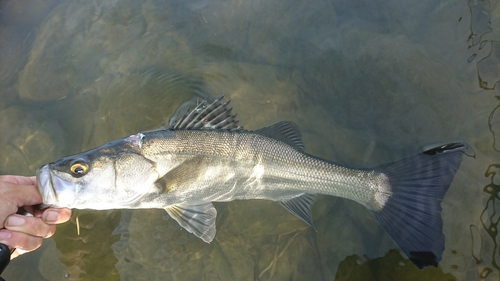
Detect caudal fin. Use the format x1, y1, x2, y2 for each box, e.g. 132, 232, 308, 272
371, 142, 466, 269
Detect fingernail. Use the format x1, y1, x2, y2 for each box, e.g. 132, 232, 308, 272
0, 230, 11, 241
7, 216, 25, 226
45, 210, 60, 223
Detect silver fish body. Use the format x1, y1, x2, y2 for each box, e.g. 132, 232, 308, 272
140, 129, 387, 208
36, 96, 466, 269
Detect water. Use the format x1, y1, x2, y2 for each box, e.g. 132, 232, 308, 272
0, 0, 498, 280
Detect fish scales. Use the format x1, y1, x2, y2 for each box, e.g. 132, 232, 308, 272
141, 129, 379, 206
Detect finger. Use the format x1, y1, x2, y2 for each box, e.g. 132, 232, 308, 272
4, 215, 56, 238
0, 181, 42, 207
42, 208, 72, 224
0, 229, 43, 252
0, 175, 36, 186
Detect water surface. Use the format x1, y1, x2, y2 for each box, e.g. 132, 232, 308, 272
0, 0, 499, 280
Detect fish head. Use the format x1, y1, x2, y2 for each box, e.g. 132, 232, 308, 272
36, 134, 159, 209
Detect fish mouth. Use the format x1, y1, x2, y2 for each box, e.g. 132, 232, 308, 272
36, 165, 75, 208
36, 165, 56, 208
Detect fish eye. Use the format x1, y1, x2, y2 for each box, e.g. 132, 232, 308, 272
70, 162, 89, 176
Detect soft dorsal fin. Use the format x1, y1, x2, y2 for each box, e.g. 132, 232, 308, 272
170, 95, 243, 131
255, 121, 305, 151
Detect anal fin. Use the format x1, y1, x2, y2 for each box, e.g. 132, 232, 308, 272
165, 203, 217, 243
279, 193, 317, 229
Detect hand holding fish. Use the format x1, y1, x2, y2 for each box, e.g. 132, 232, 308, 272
0, 175, 71, 258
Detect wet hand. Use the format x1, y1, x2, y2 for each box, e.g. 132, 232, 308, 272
0, 175, 71, 258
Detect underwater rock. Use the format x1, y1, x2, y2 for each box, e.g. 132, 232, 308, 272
217, 200, 324, 281
17, 0, 201, 102
0, 106, 64, 175
0, 26, 32, 95
38, 239, 70, 281
17, 0, 107, 101
52, 210, 122, 281
112, 200, 324, 280
0, 0, 60, 26
112, 209, 213, 280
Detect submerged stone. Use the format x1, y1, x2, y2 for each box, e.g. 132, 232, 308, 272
0, 106, 64, 175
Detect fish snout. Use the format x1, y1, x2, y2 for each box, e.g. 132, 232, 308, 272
36, 165, 57, 206
36, 165, 76, 207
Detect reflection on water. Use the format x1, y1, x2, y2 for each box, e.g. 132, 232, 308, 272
0, 0, 499, 280
474, 164, 500, 279
468, 0, 500, 90
477, 42, 500, 90
489, 99, 500, 152
474, 98, 500, 279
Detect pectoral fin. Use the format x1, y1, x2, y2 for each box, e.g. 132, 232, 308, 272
279, 193, 317, 229
155, 156, 210, 193
165, 203, 217, 243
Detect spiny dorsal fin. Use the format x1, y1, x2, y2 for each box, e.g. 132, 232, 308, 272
169, 95, 244, 131
255, 121, 305, 151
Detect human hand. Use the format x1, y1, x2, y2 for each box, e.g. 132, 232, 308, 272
0, 175, 71, 258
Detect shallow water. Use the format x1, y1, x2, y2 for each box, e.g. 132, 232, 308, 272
0, 0, 499, 280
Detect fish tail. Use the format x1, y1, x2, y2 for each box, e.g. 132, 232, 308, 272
370, 142, 466, 269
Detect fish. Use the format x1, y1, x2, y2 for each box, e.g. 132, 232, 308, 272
36, 96, 466, 269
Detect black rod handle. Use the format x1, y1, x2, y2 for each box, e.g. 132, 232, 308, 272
0, 243, 11, 277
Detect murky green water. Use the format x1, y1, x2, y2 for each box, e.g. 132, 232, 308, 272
0, 0, 499, 280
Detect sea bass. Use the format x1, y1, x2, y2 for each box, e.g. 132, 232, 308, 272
36, 96, 466, 268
